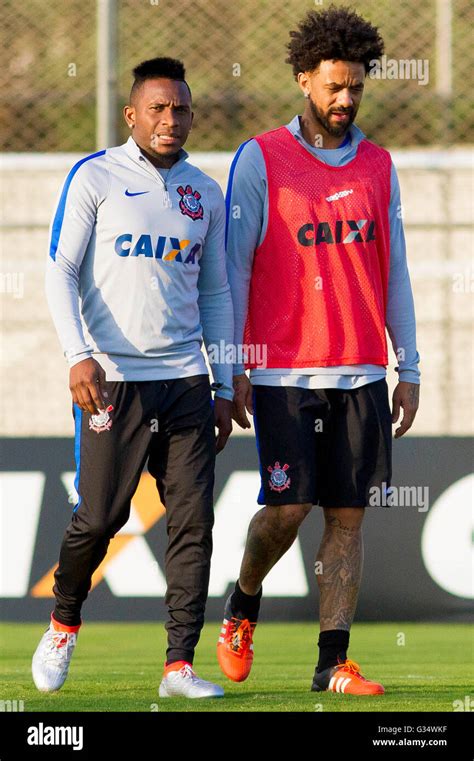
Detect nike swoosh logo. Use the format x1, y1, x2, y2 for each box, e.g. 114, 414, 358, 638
125, 189, 150, 197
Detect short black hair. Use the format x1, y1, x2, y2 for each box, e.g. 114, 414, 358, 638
130, 57, 191, 102
286, 5, 384, 78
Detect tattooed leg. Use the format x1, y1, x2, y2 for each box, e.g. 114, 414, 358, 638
316, 507, 365, 632
239, 503, 312, 595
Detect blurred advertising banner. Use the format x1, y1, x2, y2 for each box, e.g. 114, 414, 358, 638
0, 437, 472, 621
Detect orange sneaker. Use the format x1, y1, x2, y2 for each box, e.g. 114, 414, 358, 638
217, 596, 257, 682
311, 658, 385, 695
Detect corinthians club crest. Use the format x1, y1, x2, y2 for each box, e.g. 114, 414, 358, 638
177, 185, 204, 221
267, 461, 291, 492
89, 405, 114, 434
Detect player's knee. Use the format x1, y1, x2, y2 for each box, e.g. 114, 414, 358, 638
323, 505, 365, 529
81, 511, 129, 541
269, 502, 312, 533
85, 519, 114, 540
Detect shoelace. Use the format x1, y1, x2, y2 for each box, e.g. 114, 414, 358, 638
335, 659, 367, 680
178, 664, 197, 681
44, 632, 75, 666
229, 618, 253, 654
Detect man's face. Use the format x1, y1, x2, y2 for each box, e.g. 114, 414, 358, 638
123, 78, 193, 161
299, 60, 366, 138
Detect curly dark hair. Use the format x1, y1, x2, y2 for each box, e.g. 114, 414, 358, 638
286, 5, 384, 78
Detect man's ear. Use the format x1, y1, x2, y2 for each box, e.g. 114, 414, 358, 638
123, 104, 135, 129
297, 71, 311, 99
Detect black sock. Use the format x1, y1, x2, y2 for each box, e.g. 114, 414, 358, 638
52, 610, 82, 628
317, 629, 350, 672
230, 580, 262, 621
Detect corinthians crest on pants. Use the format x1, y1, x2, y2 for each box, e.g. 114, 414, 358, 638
267, 461, 291, 492
89, 405, 114, 433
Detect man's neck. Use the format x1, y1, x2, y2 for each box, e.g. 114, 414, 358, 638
136, 141, 180, 169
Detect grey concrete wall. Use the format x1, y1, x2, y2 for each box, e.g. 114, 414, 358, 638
0, 150, 472, 436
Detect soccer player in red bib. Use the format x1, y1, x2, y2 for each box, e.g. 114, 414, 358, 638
217, 6, 420, 694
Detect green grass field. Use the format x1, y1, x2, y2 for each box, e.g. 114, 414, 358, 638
0, 622, 472, 712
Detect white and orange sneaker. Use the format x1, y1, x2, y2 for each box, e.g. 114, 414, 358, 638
159, 661, 224, 699
311, 658, 385, 695
32, 616, 80, 692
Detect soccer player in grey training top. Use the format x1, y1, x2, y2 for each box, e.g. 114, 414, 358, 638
217, 7, 420, 695
33, 57, 233, 699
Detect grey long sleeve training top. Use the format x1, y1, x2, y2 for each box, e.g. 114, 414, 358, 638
45, 136, 234, 401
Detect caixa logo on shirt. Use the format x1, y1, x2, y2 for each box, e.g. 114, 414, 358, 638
297, 219, 376, 246
114, 234, 201, 263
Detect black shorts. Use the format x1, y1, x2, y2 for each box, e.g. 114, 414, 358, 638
252, 378, 392, 508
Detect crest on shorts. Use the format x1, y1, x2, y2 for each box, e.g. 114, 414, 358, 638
177, 185, 204, 220
267, 461, 291, 492
89, 405, 114, 434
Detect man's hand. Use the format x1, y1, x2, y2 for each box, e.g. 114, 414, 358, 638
391, 381, 420, 438
232, 373, 253, 429
69, 358, 107, 415
214, 397, 233, 453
